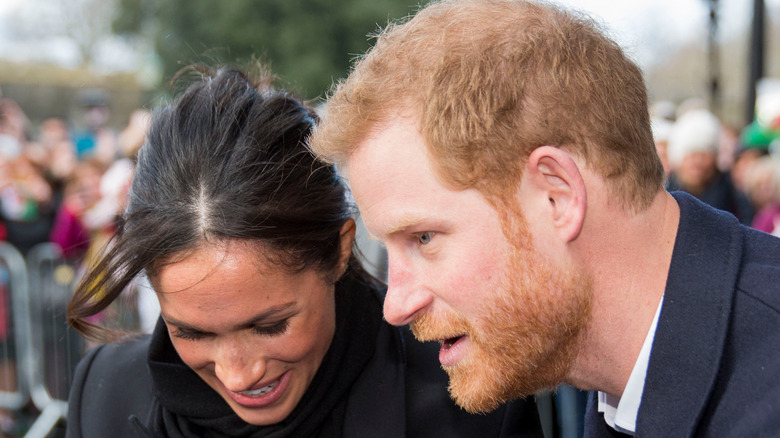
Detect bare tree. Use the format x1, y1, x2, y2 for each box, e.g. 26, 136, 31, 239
6, 0, 117, 67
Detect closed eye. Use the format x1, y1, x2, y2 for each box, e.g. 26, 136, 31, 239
252, 319, 290, 336
172, 327, 211, 341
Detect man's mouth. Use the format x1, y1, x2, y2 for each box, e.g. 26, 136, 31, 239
438, 334, 468, 367
440, 335, 466, 350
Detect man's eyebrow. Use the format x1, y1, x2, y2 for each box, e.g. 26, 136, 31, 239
385, 214, 428, 236
162, 302, 297, 333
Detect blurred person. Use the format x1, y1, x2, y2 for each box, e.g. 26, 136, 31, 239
744, 155, 780, 236
732, 120, 774, 193
674, 97, 707, 119
66, 67, 541, 437
37, 118, 71, 150
0, 96, 31, 147
49, 159, 105, 260
117, 109, 158, 333
24, 119, 76, 220
0, 152, 57, 255
72, 89, 118, 165
0, 95, 23, 168
650, 117, 672, 178
649, 100, 676, 123
36, 118, 78, 181
666, 109, 753, 225
309, 1, 780, 437
49, 137, 79, 185
732, 145, 768, 193
717, 123, 741, 173
118, 109, 151, 161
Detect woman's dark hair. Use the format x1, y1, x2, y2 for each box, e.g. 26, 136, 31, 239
68, 66, 368, 341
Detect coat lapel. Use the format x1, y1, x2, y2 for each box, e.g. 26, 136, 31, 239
636, 192, 743, 437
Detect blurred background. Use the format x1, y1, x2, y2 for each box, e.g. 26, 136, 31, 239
0, 0, 778, 126
1, 0, 780, 437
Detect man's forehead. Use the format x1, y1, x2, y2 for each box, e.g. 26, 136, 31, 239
345, 119, 445, 236
347, 116, 428, 180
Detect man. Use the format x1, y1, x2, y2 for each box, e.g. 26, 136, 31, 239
666, 109, 753, 225
310, 0, 780, 436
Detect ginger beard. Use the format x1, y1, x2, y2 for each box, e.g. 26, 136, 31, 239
411, 208, 593, 414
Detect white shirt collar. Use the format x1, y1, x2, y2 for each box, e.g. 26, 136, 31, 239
597, 297, 664, 435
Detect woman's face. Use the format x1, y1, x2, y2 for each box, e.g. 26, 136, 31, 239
153, 236, 350, 426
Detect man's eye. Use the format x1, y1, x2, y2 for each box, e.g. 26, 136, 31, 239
416, 231, 435, 245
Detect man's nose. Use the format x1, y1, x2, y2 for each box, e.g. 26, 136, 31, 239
382, 257, 433, 326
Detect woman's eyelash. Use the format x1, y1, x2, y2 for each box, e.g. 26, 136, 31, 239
171, 319, 290, 340
172, 328, 207, 341
253, 320, 290, 336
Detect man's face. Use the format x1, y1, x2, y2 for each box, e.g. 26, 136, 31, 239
677, 151, 717, 193
347, 115, 592, 413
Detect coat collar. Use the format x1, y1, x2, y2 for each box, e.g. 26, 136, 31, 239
636, 192, 743, 436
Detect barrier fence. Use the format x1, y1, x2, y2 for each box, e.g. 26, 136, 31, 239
0, 242, 83, 438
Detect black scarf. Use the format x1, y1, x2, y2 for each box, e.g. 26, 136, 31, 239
136, 275, 383, 438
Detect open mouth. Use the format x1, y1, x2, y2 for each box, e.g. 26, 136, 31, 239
239, 380, 279, 397
438, 334, 467, 366
225, 371, 291, 408
440, 335, 465, 350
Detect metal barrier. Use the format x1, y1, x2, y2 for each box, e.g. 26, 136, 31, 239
0, 242, 31, 412
0, 242, 87, 437
24, 243, 80, 438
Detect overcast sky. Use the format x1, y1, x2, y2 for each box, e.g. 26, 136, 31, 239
0, 0, 777, 73
561, 0, 772, 68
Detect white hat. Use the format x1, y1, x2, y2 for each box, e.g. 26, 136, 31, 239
651, 117, 673, 143
667, 109, 721, 168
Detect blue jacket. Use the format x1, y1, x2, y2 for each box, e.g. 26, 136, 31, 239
584, 192, 780, 437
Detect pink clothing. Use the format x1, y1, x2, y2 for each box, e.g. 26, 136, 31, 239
751, 203, 780, 235
49, 205, 91, 258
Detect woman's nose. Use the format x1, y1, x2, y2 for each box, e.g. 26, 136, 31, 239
214, 339, 267, 392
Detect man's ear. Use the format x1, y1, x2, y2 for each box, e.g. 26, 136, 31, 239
523, 146, 587, 242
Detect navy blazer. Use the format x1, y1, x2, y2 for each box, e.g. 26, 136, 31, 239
584, 192, 780, 437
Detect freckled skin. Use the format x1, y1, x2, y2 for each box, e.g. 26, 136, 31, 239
153, 242, 337, 426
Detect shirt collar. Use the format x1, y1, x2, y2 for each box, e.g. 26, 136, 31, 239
598, 296, 664, 435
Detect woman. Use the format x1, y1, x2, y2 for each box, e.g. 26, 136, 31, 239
65, 67, 541, 437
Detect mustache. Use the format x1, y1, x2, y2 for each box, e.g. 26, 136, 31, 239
409, 310, 473, 343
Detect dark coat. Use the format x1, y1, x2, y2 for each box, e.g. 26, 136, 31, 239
584, 192, 780, 437
66, 321, 542, 438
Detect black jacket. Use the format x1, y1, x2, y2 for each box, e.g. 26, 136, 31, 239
67, 302, 542, 437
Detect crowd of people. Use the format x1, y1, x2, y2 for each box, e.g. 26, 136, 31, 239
0, 89, 146, 257
0, 87, 160, 338
651, 98, 780, 235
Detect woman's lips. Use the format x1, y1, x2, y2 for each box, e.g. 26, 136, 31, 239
225, 370, 291, 408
